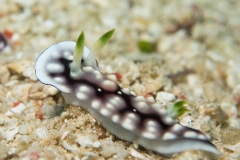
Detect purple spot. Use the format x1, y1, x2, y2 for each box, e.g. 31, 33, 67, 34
0, 32, 8, 53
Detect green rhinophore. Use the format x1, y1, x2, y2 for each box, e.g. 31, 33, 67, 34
168, 100, 189, 119
71, 31, 85, 75
92, 29, 115, 53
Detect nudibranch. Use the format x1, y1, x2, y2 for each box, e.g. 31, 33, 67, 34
35, 29, 219, 157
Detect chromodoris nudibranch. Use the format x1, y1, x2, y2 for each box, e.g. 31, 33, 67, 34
35, 29, 219, 157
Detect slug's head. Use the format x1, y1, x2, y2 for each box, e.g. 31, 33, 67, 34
35, 29, 115, 93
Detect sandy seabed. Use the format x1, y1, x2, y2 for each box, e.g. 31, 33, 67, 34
0, 0, 240, 160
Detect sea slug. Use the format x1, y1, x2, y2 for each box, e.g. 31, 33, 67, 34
35, 29, 219, 157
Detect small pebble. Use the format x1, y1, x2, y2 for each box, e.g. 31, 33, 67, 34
7, 60, 32, 75
5, 103, 26, 116
180, 116, 194, 128
20, 135, 30, 143
12, 84, 32, 102
200, 123, 211, 132
23, 63, 37, 81
29, 92, 45, 99
35, 127, 48, 139
6, 127, 19, 141
129, 148, 145, 159
47, 86, 59, 96
0, 66, 10, 84
82, 152, 98, 160
41, 104, 59, 118
76, 135, 93, 148
156, 91, 176, 102
92, 141, 101, 148
18, 124, 29, 135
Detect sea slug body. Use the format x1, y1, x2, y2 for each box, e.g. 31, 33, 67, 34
35, 29, 219, 157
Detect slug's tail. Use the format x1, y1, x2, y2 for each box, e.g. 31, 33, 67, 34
137, 125, 219, 156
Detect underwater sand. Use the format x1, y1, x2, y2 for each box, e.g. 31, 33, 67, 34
0, 0, 240, 159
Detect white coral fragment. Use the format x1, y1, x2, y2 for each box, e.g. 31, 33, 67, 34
5, 103, 26, 116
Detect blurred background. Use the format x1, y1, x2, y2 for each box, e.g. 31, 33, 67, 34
1, 0, 240, 102
1, 0, 240, 159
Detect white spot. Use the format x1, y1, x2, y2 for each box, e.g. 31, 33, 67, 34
114, 96, 124, 104
146, 97, 155, 103
107, 75, 117, 82
121, 113, 139, 131
92, 100, 101, 109
145, 120, 159, 133
108, 98, 118, 107
162, 132, 177, 140
136, 96, 145, 101
112, 114, 120, 123
142, 132, 157, 139
96, 74, 103, 80
136, 102, 149, 113
100, 108, 111, 116
122, 88, 130, 94
63, 51, 73, 60
97, 88, 102, 92
70, 71, 82, 79
76, 92, 88, 100
46, 63, 64, 73
106, 103, 115, 111
141, 120, 160, 139
171, 124, 184, 132
93, 70, 103, 80
53, 76, 66, 83
101, 80, 117, 91
133, 109, 137, 112
184, 131, 198, 138
79, 85, 91, 93
83, 67, 94, 72
198, 134, 207, 140
122, 113, 140, 131
122, 121, 135, 131
164, 116, 174, 124
93, 70, 101, 75
108, 96, 125, 109
130, 91, 136, 96
118, 91, 122, 95
126, 113, 138, 120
